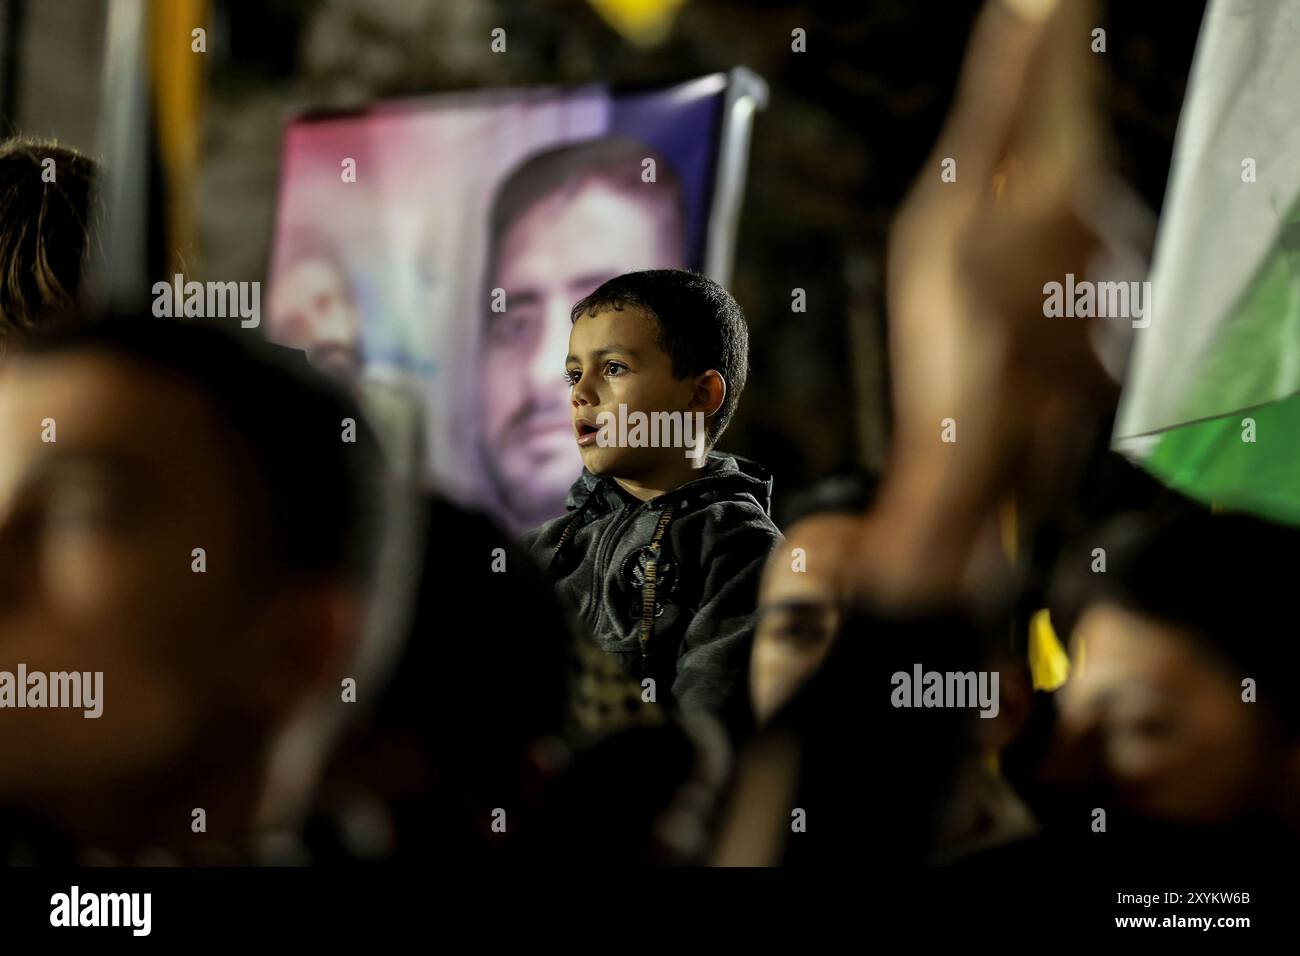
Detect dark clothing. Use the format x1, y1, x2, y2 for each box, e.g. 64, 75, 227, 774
522, 453, 781, 733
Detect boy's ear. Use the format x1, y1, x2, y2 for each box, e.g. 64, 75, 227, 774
692, 370, 727, 418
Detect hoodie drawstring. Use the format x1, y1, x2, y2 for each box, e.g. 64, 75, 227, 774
639, 503, 677, 670
548, 493, 679, 671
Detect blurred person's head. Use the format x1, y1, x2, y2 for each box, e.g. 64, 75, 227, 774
482, 138, 686, 530
751, 472, 878, 724
717, 598, 1036, 866
268, 227, 364, 390
715, 607, 980, 866
0, 316, 383, 856
0, 137, 98, 351
334, 495, 572, 862
565, 269, 744, 499
1046, 509, 1300, 828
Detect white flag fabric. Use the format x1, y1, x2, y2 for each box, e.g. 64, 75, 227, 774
1116, 0, 1300, 442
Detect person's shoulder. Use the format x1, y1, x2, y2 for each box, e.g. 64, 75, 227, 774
685, 452, 777, 523
680, 495, 782, 560
699, 496, 779, 531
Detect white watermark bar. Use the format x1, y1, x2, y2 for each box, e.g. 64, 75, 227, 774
152, 274, 261, 328
1043, 273, 1151, 329
0, 664, 103, 718
594, 404, 708, 464
890, 664, 1000, 719
50, 886, 151, 936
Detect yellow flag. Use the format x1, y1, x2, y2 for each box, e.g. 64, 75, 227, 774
1028, 608, 1070, 691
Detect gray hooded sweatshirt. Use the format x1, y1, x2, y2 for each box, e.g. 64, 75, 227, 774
522, 453, 781, 731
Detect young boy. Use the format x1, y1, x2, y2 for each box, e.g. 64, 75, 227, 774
521, 269, 781, 738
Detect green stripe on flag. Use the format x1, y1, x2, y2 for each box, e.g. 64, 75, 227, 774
1146, 388, 1300, 527
1115, 0, 1300, 525
1136, 193, 1300, 526
1171, 193, 1300, 423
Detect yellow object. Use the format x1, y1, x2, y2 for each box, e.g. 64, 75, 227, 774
1028, 608, 1070, 690
1000, 0, 1062, 24
586, 0, 688, 47
149, 0, 208, 274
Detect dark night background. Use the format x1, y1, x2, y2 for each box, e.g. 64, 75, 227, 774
3, 0, 1209, 523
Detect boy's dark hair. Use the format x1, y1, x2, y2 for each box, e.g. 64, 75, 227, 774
570, 269, 749, 444
0, 137, 99, 347
21, 315, 384, 586
1050, 507, 1300, 733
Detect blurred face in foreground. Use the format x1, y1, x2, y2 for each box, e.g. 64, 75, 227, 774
1053, 602, 1293, 825
750, 515, 856, 724
483, 179, 683, 528
0, 350, 329, 845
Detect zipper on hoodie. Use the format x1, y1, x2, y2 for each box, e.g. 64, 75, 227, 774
588, 499, 648, 635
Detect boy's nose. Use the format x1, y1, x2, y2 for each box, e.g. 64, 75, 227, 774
570, 379, 596, 407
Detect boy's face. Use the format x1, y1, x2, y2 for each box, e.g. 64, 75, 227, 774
565, 306, 701, 481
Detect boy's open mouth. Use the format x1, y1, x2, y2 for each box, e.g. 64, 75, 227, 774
575, 417, 600, 447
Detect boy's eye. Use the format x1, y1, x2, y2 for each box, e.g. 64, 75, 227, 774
564, 362, 627, 385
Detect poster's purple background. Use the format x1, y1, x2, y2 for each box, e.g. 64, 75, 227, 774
610, 80, 726, 269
